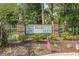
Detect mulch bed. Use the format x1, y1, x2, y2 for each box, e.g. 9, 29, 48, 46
0, 40, 78, 56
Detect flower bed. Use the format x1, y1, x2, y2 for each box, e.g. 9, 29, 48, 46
0, 39, 79, 56
1, 32, 79, 56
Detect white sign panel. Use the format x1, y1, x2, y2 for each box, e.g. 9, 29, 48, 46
26, 25, 52, 34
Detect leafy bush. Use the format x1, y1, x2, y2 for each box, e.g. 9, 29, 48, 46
19, 34, 28, 41
60, 32, 70, 39
40, 34, 48, 39
8, 34, 19, 41
8, 34, 27, 41
31, 34, 43, 40
47, 34, 58, 40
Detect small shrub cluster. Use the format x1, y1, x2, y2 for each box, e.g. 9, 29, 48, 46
31, 34, 43, 41
60, 32, 70, 39
7, 32, 79, 41
8, 34, 28, 41
47, 34, 59, 40
19, 34, 28, 41
8, 34, 19, 41
31, 34, 59, 41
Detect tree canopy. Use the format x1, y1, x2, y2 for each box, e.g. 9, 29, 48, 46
0, 3, 79, 34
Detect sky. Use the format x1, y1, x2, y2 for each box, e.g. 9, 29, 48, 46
44, 3, 48, 9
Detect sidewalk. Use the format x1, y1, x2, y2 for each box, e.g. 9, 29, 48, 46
44, 52, 79, 56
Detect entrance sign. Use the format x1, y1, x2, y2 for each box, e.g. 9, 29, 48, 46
26, 25, 52, 34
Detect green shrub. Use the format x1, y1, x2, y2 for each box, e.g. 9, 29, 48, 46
8, 34, 19, 41
19, 34, 28, 41
40, 34, 47, 39
47, 34, 58, 40
60, 32, 70, 39
31, 34, 43, 40
8, 34, 28, 41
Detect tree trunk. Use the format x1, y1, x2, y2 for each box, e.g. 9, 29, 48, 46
41, 3, 44, 24
48, 3, 59, 35
0, 23, 8, 47
52, 18, 59, 35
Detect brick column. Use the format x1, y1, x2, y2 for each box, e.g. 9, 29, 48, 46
52, 20, 59, 35
17, 20, 25, 34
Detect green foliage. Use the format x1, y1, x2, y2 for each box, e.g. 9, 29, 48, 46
22, 3, 42, 24
0, 23, 8, 47
31, 34, 43, 40
19, 34, 28, 41
8, 34, 19, 41
8, 34, 27, 41
60, 32, 70, 39
55, 3, 79, 34
47, 34, 58, 40
0, 4, 18, 25
44, 8, 51, 24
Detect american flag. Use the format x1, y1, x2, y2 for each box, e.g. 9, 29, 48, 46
75, 41, 79, 50
46, 40, 52, 51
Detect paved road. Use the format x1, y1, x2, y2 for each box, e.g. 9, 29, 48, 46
44, 52, 79, 56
